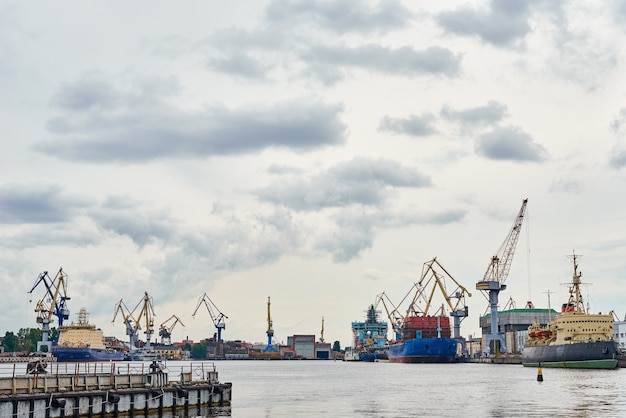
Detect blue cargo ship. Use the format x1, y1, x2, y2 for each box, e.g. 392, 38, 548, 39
387, 337, 458, 363
387, 315, 459, 363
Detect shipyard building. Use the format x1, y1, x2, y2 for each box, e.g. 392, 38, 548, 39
479, 308, 557, 354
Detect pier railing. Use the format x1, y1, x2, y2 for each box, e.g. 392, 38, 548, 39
0, 361, 219, 395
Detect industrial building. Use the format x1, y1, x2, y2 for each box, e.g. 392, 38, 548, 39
479, 307, 557, 354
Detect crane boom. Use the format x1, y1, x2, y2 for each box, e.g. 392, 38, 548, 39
479, 198, 528, 285
192, 293, 227, 340
159, 314, 185, 345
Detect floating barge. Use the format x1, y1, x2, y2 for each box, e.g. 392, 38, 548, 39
0, 360, 231, 417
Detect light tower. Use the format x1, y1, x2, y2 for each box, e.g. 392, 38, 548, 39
476, 198, 527, 354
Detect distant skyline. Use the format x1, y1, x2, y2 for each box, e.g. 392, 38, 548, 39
2, 0, 626, 348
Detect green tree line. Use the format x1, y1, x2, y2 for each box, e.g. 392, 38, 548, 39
1, 328, 57, 353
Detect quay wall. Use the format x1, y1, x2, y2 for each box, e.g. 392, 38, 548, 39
0, 361, 231, 418
0, 382, 231, 417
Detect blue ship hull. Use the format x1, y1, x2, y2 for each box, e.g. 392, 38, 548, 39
387, 338, 458, 363
52, 346, 125, 362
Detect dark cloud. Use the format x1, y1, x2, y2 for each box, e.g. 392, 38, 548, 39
265, 0, 414, 34
0, 182, 90, 224
475, 126, 547, 162
257, 157, 432, 211
35, 75, 347, 163
441, 101, 508, 128
436, 0, 533, 47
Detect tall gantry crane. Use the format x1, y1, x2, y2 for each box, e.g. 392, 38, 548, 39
112, 298, 139, 350
193, 293, 227, 341
132, 292, 156, 349
263, 296, 276, 352
476, 198, 528, 354
28, 267, 71, 352
159, 314, 185, 345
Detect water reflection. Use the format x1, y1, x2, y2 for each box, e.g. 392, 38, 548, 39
122, 406, 231, 417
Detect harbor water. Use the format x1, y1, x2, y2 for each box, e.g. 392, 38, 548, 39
164, 359, 626, 417
5, 359, 625, 417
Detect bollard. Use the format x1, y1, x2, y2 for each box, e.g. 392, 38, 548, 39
537, 362, 543, 382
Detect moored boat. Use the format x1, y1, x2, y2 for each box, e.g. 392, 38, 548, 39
521, 252, 619, 369
52, 307, 125, 362
345, 304, 389, 362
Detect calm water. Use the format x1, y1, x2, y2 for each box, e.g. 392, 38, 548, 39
5, 360, 624, 417
164, 360, 626, 418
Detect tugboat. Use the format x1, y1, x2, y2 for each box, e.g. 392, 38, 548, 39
521, 251, 619, 369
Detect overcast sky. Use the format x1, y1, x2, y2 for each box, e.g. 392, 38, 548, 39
3, 0, 626, 349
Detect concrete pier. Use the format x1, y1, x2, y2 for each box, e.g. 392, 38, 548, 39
0, 360, 231, 417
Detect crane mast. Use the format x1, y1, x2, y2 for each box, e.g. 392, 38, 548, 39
263, 296, 276, 352
476, 198, 528, 354
131, 292, 156, 349
28, 267, 71, 353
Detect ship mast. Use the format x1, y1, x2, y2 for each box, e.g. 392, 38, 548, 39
565, 251, 586, 314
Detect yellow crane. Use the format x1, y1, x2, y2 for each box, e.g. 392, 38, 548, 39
131, 292, 156, 349
27, 267, 71, 352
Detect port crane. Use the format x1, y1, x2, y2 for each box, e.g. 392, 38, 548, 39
112, 298, 140, 349
409, 258, 471, 350
263, 296, 276, 352
28, 267, 71, 352
132, 292, 156, 349
192, 293, 228, 341
375, 292, 404, 341
159, 315, 185, 345
476, 198, 528, 354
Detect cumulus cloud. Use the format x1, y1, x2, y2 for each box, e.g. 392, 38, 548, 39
436, 0, 533, 47
302, 44, 460, 83
475, 126, 547, 162
441, 101, 508, 129
378, 113, 436, 137
36, 74, 347, 163
257, 157, 432, 211
264, 0, 415, 34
